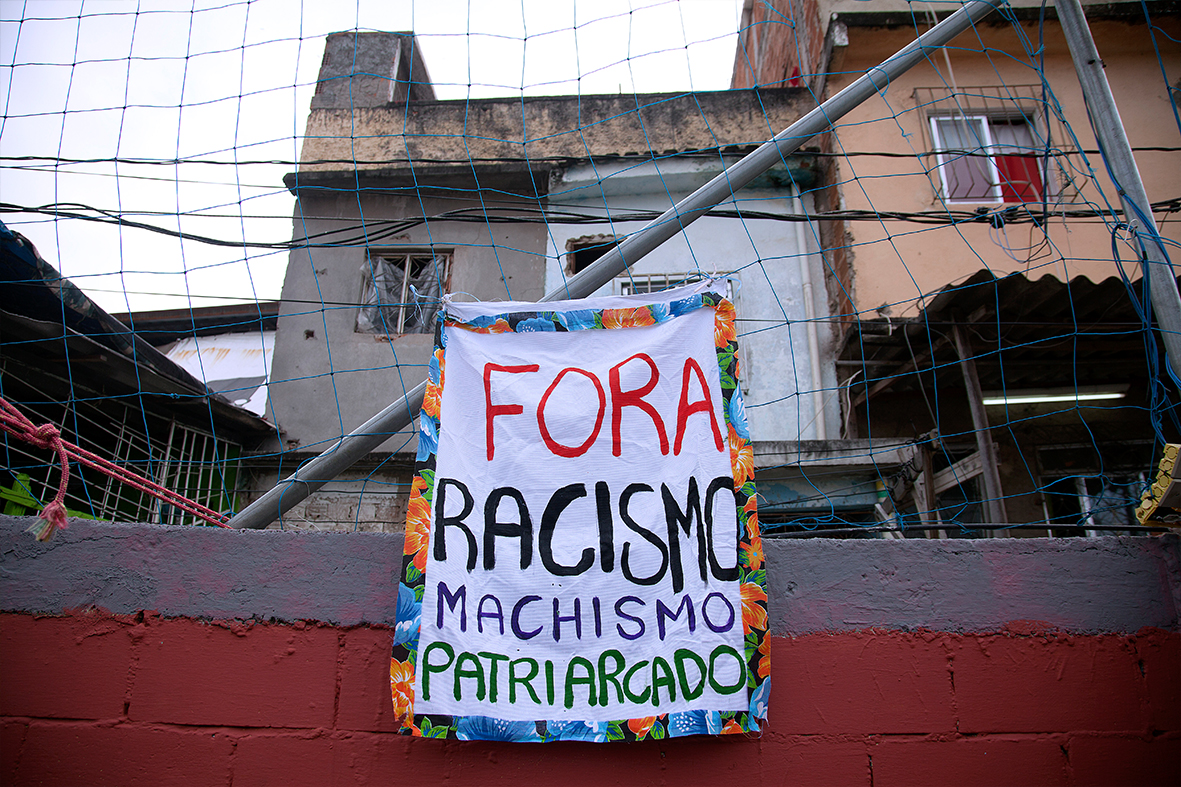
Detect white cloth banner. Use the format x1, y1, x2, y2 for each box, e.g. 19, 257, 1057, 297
393, 282, 769, 742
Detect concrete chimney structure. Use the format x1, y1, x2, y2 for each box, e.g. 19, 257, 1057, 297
310, 31, 435, 110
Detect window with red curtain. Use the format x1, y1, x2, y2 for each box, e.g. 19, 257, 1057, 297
930, 115, 1044, 203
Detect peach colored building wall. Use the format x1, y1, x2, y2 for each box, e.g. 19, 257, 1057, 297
731, 3, 1180, 321
826, 15, 1180, 319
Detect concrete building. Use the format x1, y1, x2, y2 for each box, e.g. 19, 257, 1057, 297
255, 31, 852, 531
732, 1, 1181, 535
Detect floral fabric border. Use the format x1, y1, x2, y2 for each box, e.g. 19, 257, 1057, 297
391, 290, 769, 742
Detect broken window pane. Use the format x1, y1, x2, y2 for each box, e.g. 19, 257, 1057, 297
356, 252, 449, 334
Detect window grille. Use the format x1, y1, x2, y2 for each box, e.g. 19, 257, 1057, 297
616, 271, 726, 296
0, 360, 243, 526
914, 85, 1081, 205
356, 251, 450, 334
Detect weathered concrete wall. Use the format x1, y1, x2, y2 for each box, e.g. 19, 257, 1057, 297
297, 89, 812, 177
310, 31, 434, 109
3, 517, 1176, 633
768, 533, 1181, 635
0, 517, 403, 626
266, 190, 548, 456
1, 517, 1178, 785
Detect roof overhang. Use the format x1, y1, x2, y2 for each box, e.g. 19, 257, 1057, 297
838, 270, 1169, 408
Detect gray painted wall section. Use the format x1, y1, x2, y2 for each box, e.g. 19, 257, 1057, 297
767, 534, 1181, 635
0, 517, 402, 627
2, 517, 1177, 633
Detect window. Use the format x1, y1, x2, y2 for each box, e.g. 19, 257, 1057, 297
616, 271, 721, 296
565, 235, 619, 275
929, 114, 1044, 203
356, 251, 450, 334
916, 85, 1081, 206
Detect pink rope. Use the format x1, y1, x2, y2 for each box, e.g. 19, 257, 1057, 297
1, 397, 231, 540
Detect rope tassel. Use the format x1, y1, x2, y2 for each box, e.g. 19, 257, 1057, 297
0, 396, 231, 539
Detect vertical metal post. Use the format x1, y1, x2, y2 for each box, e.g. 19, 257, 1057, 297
1057, 0, 1181, 378
228, 0, 1006, 530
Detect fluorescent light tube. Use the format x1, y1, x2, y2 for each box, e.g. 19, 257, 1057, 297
982, 391, 1126, 406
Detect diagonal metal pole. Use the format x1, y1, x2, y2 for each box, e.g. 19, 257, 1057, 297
1056, 0, 1181, 379
229, 0, 1006, 530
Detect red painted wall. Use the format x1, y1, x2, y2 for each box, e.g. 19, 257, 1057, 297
1, 610, 1177, 786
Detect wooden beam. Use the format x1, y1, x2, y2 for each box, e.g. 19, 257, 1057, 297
931, 449, 985, 496
952, 322, 1008, 525
850, 304, 989, 409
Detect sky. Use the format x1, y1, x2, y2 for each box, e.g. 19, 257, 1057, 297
0, 0, 745, 313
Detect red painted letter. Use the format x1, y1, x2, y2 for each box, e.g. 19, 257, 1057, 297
484, 363, 539, 460
537, 367, 606, 458
609, 353, 669, 457
674, 357, 723, 455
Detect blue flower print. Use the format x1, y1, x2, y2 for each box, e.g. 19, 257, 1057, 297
556, 309, 596, 332
456, 716, 543, 742
669, 294, 703, 317
749, 678, 770, 723
728, 388, 750, 441
516, 317, 557, 332
393, 583, 421, 647
416, 413, 438, 462
667, 710, 722, 737
544, 720, 609, 742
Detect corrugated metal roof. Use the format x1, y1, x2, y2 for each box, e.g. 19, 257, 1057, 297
165, 332, 275, 417
839, 271, 1168, 397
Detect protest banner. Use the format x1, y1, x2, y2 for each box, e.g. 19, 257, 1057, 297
392, 281, 769, 742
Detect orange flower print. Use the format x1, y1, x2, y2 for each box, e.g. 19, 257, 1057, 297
741, 532, 764, 572
390, 658, 415, 723
729, 424, 754, 487
741, 582, 768, 634
757, 633, 771, 678
422, 381, 442, 420
744, 493, 760, 531
456, 317, 512, 334
721, 718, 744, 735
602, 307, 656, 330
434, 347, 446, 389
403, 476, 432, 571
628, 716, 657, 740
740, 495, 763, 570
714, 299, 737, 348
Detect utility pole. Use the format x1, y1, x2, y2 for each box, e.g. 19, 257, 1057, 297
1057, 0, 1181, 378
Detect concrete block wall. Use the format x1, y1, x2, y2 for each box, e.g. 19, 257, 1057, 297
1, 517, 1178, 786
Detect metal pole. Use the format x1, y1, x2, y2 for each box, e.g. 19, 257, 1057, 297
1056, 0, 1181, 378
229, 0, 1006, 530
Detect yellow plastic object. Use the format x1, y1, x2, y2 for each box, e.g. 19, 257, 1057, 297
1137, 444, 1181, 525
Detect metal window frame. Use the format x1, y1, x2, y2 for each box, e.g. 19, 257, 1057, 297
614, 270, 726, 297
930, 111, 1049, 204
929, 113, 1005, 202
916, 84, 1077, 206
357, 250, 452, 335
